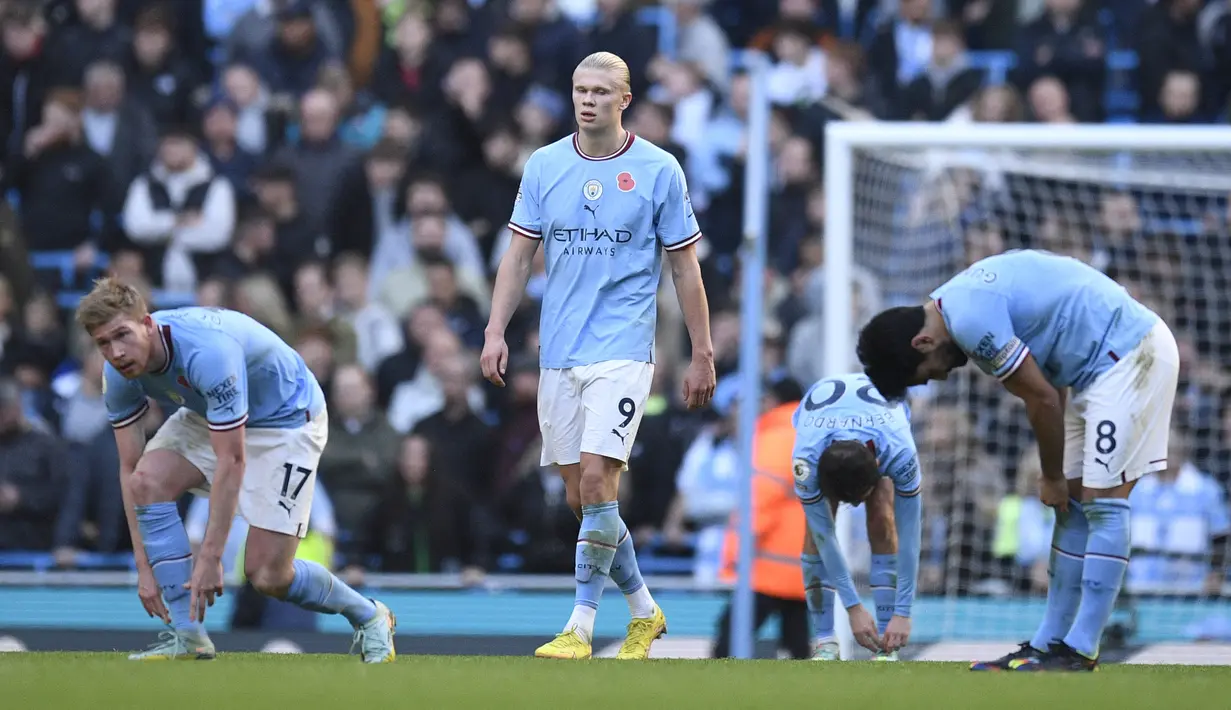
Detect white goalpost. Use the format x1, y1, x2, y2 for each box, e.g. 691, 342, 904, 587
823, 121, 1231, 657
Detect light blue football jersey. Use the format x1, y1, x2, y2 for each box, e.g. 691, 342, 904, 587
103, 307, 326, 431
791, 372, 921, 504
508, 132, 702, 368
930, 249, 1159, 392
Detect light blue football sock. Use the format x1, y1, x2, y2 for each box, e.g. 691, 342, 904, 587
870, 554, 897, 635
575, 502, 620, 612
285, 559, 377, 626
135, 502, 202, 633
609, 517, 645, 596
802, 553, 835, 641
1030, 499, 1088, 654
1064, 499, 1131, 659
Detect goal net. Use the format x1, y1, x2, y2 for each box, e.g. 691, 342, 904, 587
823, 123, 1231, 651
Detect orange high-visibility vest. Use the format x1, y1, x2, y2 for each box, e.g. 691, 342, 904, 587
719, 402, 806, 601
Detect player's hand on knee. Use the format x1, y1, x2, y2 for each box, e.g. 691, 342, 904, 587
1038, 476, 1069, 512
882, 615, 911, 653
681, 356, 716, 409
480, 333, 509, 387
137, 566, 171, 624
847, 604, 882, 653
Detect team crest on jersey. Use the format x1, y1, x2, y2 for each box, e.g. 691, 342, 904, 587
793, 458, 811, 484
617, 172, 636, 192
165, 390, 185, 405
583, 179, 603, 200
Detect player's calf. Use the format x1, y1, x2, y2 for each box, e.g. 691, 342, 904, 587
246, 528, 395, 663
126, 451, 211, 659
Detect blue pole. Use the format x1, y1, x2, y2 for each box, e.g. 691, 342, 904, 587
731, 50, 771, 661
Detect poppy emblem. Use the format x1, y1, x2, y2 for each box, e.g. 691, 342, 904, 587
617, 172, 635, 192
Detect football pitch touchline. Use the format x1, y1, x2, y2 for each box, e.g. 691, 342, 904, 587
5, 653, 1231, 710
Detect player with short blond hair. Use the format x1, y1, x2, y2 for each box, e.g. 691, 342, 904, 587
481, 51, 716, 660
78, 278, 395, 662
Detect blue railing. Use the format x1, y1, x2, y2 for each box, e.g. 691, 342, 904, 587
27, 250, 196, 310
0, 531, 700, 575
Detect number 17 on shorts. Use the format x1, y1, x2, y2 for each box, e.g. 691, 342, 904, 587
538, 360, 654, 467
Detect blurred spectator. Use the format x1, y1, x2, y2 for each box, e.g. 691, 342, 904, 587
311, 63, 385, 150
1147, 69, 1208, 124
867, 0, 935, 114
667, 0, 731, 92
235, 0, 341, 97
589, 0, 655, 98
331, 252, 404, 373
330, 138, 407, 259
486, 26, 536, 115
126, 3, 202, 128
318, 364, 400, 572
272, 88, 361, 236
1012, 0, 1105, 122
120, 125, 236, 291
0, 377, 70, 551
387, 325, 484, 434
412, 354, 495, 500
992, 445, 1054, 594
1129, 429, 1230, 595
1137, 0, 1206, 120
899, 19, 983, 120
663, 375, 741, 585
372, 11, 446, 110
0, 3, 61, 165
8, 88, 110, 252
765, 20, 828, 106
80, 59, 157, 204
213, 202, 277, 282
508, 0, 586, 95
250, 160, 326, 293
50, 0, 132, 83
291, 260, 357, 363
1026, 75, 1076, 123
369, 433, 493, 576
220, 63, 272, 155
201, 96, 261, 198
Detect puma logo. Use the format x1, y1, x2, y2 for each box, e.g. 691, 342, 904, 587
611, 428, 626, 445
278, 500, 293, 515
584, 204, 598, 216
1094, 457, 1112, 474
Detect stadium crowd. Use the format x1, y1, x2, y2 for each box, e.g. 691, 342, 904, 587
0, 0, 1229, 603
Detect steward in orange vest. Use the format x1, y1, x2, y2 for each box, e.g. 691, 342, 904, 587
711, 375, 811, 659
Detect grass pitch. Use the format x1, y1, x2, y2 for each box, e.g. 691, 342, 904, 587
4, 653, 1231, 709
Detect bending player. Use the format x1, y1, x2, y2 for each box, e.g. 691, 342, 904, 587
792, 373, 921, 661
76, 278, 396, 662
481, 51, 716, 660
858, 249, 1179, 672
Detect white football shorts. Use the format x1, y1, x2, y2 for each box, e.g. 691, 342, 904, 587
144, 408, 329, 538
1063, 320, 1180, 490
538, 359, 654, 467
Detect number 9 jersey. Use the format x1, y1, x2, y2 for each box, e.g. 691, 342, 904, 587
791, 372, 921, 505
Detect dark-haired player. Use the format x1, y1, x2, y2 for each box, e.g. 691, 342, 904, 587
792, 372, 921, 661
857, 249, 1179, 672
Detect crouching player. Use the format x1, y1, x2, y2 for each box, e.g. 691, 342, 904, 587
792, 373, 922, 661
77, 278, 395, 662
857, 249, 1180, 671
